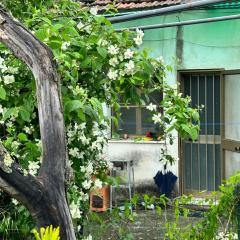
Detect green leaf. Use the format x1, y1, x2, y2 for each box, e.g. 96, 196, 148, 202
0, 87, 6, 100
48, 40, 62, 49
97, 47, 107, 58
3, 107, 18, 120
77, 109, 86, 121
35, 29, 48, 41
190, 128, 198, 141
19, 108, 30, 122
41, 17, 52, 25
192, 111, 199, 122
18, 133, 28, 141
181, 124, 191, 136
64, 100, 83, 113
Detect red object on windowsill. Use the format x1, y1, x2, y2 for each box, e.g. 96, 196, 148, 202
146, 132, 153, 138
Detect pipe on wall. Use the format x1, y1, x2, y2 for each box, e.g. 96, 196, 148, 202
108, 0, 228, 23
116, 13, 240, 31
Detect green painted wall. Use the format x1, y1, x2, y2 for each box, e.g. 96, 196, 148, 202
115, 8, 240, 83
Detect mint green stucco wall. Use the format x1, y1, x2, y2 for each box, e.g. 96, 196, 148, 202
109, 9, 240, 188
115, 8, 240, 83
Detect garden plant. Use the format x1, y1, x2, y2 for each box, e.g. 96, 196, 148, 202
0, 0, 202, 239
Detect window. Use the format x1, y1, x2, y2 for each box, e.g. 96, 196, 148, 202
112, 90, 163, 137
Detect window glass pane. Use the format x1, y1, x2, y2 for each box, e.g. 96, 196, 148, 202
225, 74, 240, 141
141, 90, 162, 105
116, 107, 136, 135
141, 107, 159, 135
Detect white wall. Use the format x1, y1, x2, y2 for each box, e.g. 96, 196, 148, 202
108, 140, 179, 188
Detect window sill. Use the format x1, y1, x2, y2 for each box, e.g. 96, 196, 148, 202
108, 139, 164, 144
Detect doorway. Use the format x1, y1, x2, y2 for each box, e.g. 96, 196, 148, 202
180, 71, 222, 194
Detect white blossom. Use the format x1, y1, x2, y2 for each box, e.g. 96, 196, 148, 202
91, 141, 102, 151
107, 45, 119, 55
107, 69, 118, 80
0, 57, 4, 65
12, 198, 18, 205
82, 179, 92, 190
12, 141, 20, 149
134, 36, 143, 46
156, 56, 164, 63
86, 162, 93, 175
69, 147, 80, 158
80, 191, 89, 201
3, 75, 15, 85
152, 113, 162, 124
79, 122, 86, 130
77, 21, 84, 30
83, 234, 93, 240
23, 126, 32, 134
61, 42, 70, 51
94, 179, 103, 189
90, 6, 98, 16
70, 202, 82, 219
97, 39, 108, 46
6, 121, 13, 128
133, 29, 144, 46
136, 28, 144, 38
8, 67, 18, 74
109, 57, 119, 67
146, 103, 157, 111
78, 135, 90, 145
124, 60, 135, 75
215, 232, 238, 240
124, 49, 134, 59
0, 105, 4, 114
80, 166, 86, 172
4, 154, 13, 168
28, 161, 40, 176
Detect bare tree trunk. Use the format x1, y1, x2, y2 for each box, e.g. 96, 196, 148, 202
0, 7, 76, 240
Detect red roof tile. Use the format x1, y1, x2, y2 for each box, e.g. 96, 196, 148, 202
80, 0, 181, 11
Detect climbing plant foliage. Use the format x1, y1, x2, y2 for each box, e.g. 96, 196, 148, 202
0, 0, 200, 238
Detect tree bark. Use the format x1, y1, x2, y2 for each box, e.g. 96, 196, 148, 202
0, 7, 76, 240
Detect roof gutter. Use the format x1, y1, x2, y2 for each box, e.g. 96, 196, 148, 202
108, 0, 228, 23
116, 13, 240, 31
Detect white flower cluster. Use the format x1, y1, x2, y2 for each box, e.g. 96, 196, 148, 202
215, 232, 238, 240
67, 120, 108, 197
152, 113, 162, 124
28, 161, 40, 176
0, 57, 18, 86
76, 21, 92, 34
108, 45, 119, 55
68, 85, 88, 97
69, 147, 84, 159
134, 28, 144, 46
106, 46, 137, 80
90, 6, 98, 16
61, 41, 70, 51
69, 201, 83, 219
80, 162, 93, 176
4, 153, 13, 168
83, 234, 93, 240
146, 103, 157, 112
23, 125, 34, 135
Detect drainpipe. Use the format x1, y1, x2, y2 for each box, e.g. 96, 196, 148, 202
109, 0, 227, 23
115, 13, 240, 31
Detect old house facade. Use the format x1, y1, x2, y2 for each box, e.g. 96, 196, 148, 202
81, 0, 240, 195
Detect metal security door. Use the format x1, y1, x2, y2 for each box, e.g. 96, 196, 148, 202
181, 72, 222, 194
222, 71, 240, 179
